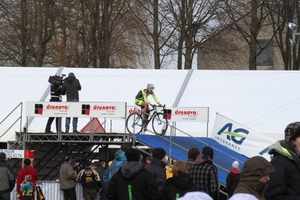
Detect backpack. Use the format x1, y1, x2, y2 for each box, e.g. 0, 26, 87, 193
36, 186, 45, 200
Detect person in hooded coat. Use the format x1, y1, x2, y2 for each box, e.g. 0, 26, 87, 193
102, 143, 132, 200
159, 160, 198, 200
233, 156, 275, 200
265, 122, 300, 200
106, 148, 159, 200
61, 72, 81, 133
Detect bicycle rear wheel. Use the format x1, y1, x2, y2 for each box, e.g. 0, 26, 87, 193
126, 113, 143, 134
152, 113, 168, 136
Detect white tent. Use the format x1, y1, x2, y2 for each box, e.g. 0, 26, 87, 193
1, 67, 298, 142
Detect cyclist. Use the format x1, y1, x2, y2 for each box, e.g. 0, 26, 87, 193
135, 83, 161, 130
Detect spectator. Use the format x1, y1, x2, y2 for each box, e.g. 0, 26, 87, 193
77, 161, 102, 200
20, 175, 34, 200
160, 160, 198, 200
177, 191, 213, 200
94, 161, 106, 200
265, 122, 300, 199
59, 155, 77, 200
188, 146, 219, 200
165, 158, 177, 179
62, 72, 82, 134
0, 152, 15, 200
145, 147, 167, 193
45, 78, 63, 133
106, 148, 159, 200
102, 142, 132, 199
145, 156, 152, 165
226, 161, 240, 198
17, 159, 38, 200
233, 156, 275, 200
186, 147, 200, 171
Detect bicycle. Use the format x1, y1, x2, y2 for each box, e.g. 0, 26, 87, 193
126, 104, 168, 135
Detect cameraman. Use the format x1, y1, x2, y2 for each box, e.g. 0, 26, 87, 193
45, 76, 63, 133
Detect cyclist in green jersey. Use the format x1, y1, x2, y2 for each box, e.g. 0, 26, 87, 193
135, 83, 161, 129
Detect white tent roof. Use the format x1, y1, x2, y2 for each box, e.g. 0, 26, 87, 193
1, 67, 298, 142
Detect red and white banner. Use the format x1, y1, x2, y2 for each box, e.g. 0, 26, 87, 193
211, 113, 275, 160
26, 101, 127, 118
127, 106, 209, 122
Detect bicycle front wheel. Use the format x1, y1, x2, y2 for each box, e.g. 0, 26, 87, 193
126, 113, 143, 134
152, 113, 168, 136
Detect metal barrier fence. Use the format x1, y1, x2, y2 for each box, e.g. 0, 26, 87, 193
11, 181, 85, 200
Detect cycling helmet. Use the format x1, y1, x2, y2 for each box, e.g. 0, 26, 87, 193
146, 83, 155, 90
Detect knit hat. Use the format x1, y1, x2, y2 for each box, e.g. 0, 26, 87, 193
178, 191, 213, 200
152, 147, 166, 160
285, 122, 300, 141
24, 159, 31, 166
232, 161, 239, 169
202, 146, 214, 160
229, 193, 258, 200
85, 161, 92, 166
68, 72, 75, 77
188, 147, 200, 160
125, 148, 141, 162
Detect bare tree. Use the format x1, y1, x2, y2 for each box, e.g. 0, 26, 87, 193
223, 0, 282, 70
128, 0, 175, 69
0, 0, 55, 67
267, 0, 299, 70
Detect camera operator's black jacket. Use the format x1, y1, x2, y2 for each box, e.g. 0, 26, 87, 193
50, 84, 62, 101
62, 76, 81, 100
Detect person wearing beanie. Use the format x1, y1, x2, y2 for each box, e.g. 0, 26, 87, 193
226, 161, 240, 198
0, 152, 15, 200
152, 147, 166, 160
106, 148, 159, 200
265, 122, 300, 199
234, 156, 275, 200
187, 147, 200, 170
77, 160, 102, 200
188, 146, 219, 200
160, 160, 198, 200
145, 147, 167, 193
17, 158, 38, 200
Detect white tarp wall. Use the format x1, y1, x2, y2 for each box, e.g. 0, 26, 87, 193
1, 67, 299, 142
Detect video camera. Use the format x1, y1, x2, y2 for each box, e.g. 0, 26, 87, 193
48, 74, 66, 86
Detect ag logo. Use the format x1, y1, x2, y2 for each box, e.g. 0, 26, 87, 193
217, 123, 249, 145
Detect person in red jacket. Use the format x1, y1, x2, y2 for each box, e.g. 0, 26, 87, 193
17, 159, 39, 200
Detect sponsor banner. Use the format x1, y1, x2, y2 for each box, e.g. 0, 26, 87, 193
169, 107, 209, 122
127, 106, 142, 115
0, 149, 24, 158
211, 113, 275, 159
26, 102, 126, 118
127, 106, 208, 122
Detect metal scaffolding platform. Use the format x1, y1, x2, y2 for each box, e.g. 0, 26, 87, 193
9, 132, 132, 149
7, 132, 134, 180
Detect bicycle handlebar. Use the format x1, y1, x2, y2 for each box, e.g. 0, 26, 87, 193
150, 104, 165, 111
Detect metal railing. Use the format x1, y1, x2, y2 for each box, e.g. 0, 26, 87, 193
0, 102, 23, 139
